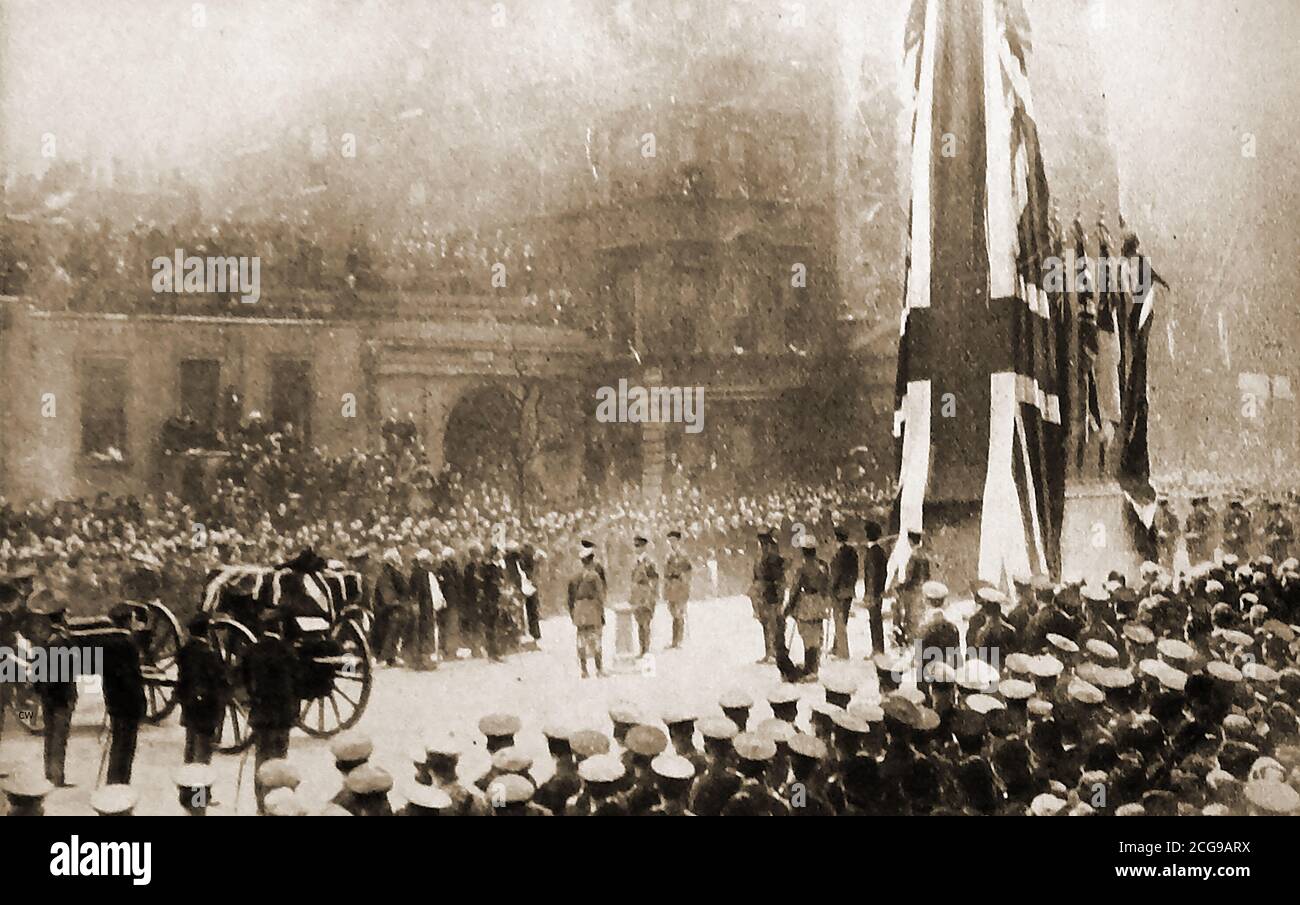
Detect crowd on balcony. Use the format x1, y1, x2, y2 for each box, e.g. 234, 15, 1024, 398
0, 187, 585, 328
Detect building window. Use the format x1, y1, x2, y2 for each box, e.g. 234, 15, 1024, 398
81, 358, 128, 458
269, 358, 313, 442
179, 359, 221, 440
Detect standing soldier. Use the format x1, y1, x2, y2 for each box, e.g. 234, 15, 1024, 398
862, 521, 888, 656
101, 603, 146, 786
1223, 498, 1252, 561
29, 590, 76, 787
1265, 501, 1294, 564
629, 535, 659, 657
176, 612, 226, 765
244, 607, 299, 813
749, 529, 785, 665
893, 531, 930, 648
830, 526, 858, 659
568, 547, 606, 678
787, 537, 831, 680
662, 530, 692, 649
1184, 497, 1214, 565
1152, 498, 1180, 569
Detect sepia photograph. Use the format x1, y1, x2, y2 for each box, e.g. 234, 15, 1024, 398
0, 0, 1297, 877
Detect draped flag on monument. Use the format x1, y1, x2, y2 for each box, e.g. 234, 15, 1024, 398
889, 0, 1069, 588
1117, 230, 1165, 527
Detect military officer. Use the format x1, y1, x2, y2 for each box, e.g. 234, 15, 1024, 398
893, 531, 931, 648
861, 520, 889, 656
176, 612, 226, 765
786, 537, 831, 680
28, 590, 76, 787
749, 529, 785, 665
829, 526, 859, 659
567, 550, 606, 678
244, 607, 299, 813
629, 535, 659, 656
662, 530, 692, 649
101, 603, 147, 786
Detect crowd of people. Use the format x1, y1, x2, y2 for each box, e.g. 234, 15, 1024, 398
4, 467, 1300, 814
1, 183, 585, 328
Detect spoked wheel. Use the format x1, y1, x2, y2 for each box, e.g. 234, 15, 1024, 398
210, 618, 257, 754
137, 601, 183, 724
296, 618, 372, 738
13, 683, 44, 734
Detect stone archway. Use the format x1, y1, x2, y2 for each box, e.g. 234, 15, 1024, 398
442, 383, 524, 488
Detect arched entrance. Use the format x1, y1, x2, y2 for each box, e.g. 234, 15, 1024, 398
443, 384, 522, 488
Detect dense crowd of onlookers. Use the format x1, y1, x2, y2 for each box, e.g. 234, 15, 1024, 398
0, 410, 888, 628
1, 189, 586, 328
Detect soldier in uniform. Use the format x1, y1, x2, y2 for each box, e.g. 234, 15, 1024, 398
783, 732, 836, 816
244, 607, 299, 813
399, 784, 453, 816
893, 531, 930, 648
1185, 497, 1214, 565
2, 768, 53, 816
534, 725, 581, 815
422, 736, 490, 816
570, 755, 629, 816
1153, 498, 1180, 569
176, 612, 226, 765
1265, 501, 1294, 563
29, 591, 76, 787
329, 731, 373, 812
567, 549, 606, 678
749, 529, 785, 665
720, 733, 790, 816
786, 537, 831, 680
175, 763, 215, 816
662, 530, 692, 649
862, 520, 888, 656
916, 582, 959, 662
101, 603, 146, 786
1223, 499, 1252, 560
645, 754, 696, 815
628, 535, 659, 657
622, 724, 669, 814
688, 717, 743, 817
829, 527, 858, 659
